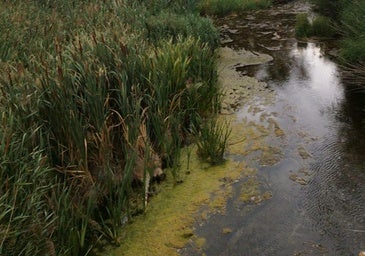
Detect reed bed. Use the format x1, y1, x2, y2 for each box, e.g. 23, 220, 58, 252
199, 0, 272, 17
0, 0, 227, 255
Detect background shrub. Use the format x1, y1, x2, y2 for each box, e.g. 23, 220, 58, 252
311, 15, 336, 38
295, 13, 311, 38
310, 0, 346, 19
295, 14, 336, 38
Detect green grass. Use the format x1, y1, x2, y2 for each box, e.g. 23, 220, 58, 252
341, 38, 365, 64
200, 0, 271, 17
145, 12, 220, 48
295, 14, 335, 38
339, 0, 365, 63
310, 0, 345, 19
295, 13, 311, 38
310, 0, 365, 63
194, 118, 231, 165
311, 15, 336, 38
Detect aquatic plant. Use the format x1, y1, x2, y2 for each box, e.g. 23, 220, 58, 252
199, 0, 271, 17
341, 39, 365, 64
295, 14, 336, 39
145, 12, 220, 49
338, 0, 365, 63
310, 0, 345, 19
194, 118, 231, 165
311, 15, 336, 38
295, 13, 311, 38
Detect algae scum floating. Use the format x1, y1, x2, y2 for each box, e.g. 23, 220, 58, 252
182, 1, 365, 255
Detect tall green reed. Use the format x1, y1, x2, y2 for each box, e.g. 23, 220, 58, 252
0, 0, 223, 254
194, 118, 231, 165
200, 0, 271, 17
0, 109, 56, 255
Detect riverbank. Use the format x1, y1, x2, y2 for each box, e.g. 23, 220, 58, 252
110, 1, 365, 254
102, 43, 277, 255
0, 1, 274, 255
296, 0, 365, 88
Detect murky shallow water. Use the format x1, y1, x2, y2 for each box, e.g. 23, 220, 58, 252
183, 1, 365, 255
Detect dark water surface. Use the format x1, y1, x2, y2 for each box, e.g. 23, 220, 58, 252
182, 1, 365, 255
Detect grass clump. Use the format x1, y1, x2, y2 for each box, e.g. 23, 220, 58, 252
310, 0, 365, 62
295, 13, 311, 38
340, 38, 365, 63
311, 15, 336, 38
200, 0, 271, 17
194, 118, 231, 165
338, 0, 365, 63
295, 14, 335, 38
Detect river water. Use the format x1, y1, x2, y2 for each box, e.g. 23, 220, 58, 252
182, 1, 365, 255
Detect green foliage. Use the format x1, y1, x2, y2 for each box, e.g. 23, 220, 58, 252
311, 15, 336, 38
145, 12, 220, 49
339, 0, 365, 63
144, 36, 219, 172
194, 118, 231, 165
295, 13, 311, 38
310, 0, 346, 19
200, 0, 271, 17
0, 126, 55, 256
341, 38, 365, 63
310, 0, 365, 63
340, 0, 365, 38
295, 14, 335, 38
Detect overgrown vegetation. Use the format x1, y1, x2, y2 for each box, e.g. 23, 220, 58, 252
305, 0, 365, 63
199, 0, 272, 17
194, 118, 231, 165
297, 0, 365, 87
0, 0, 228, 255
310, 0, 345, 20
338, 0, 365, 87
295, 13, 335, 38
295, 13, 311, 38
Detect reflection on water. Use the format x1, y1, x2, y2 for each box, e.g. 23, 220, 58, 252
183, 1, 365, 255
